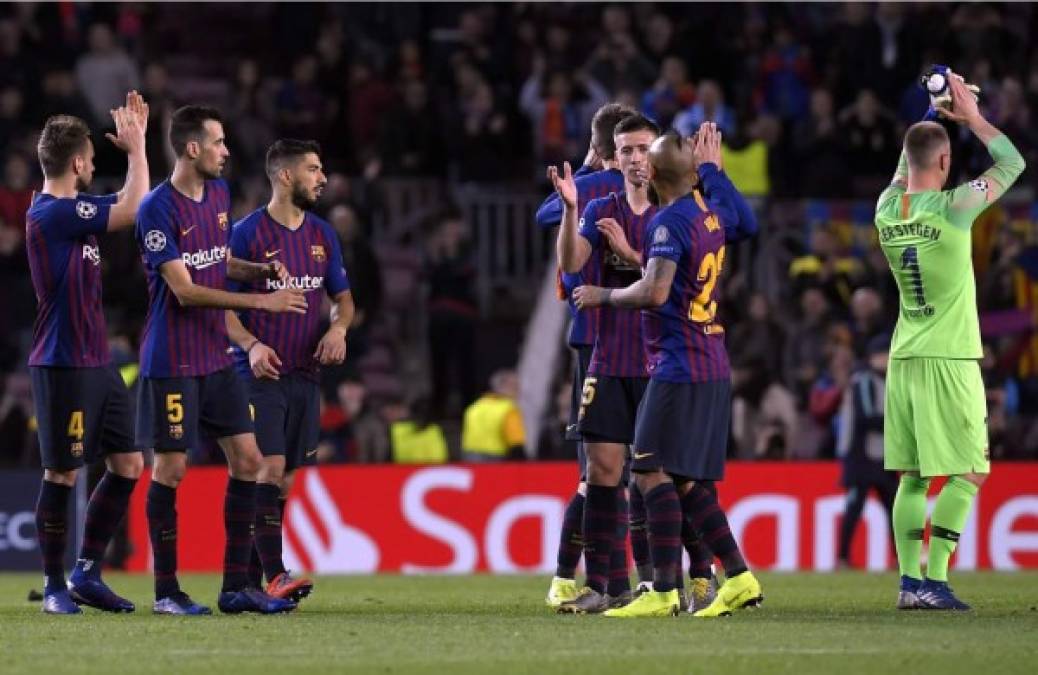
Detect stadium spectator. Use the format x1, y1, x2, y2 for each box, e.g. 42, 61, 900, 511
227, 59, 276, 173
640, 56, 695, 131
849, 287, 888, 360
792, 89, 850, 198
275, 54, 328, 141
755, 20, 813, 123
390, 397, 449, 464
378, 81, 443, 177
451, 80, 511, 182
74, 23, 139, 127
836, 334, 897, 568
520, 61, 609, 165
673, 79, 736, 137
839, 89, 899, 197
784, 287, 834, 409
425, 211, 479, 416
789, 225, 864, 314
461, 369, 525, 462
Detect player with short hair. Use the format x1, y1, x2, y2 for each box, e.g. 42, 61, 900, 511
225, 139, 354, 602
574, 124, 763, 618
27, 93, 150, 614
875, 74, 1025, 610
135, 104, 307, 615
539, 102, 635, 609
550, 113, 660, 613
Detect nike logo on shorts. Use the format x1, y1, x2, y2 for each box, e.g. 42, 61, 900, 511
633, 452, 654, 460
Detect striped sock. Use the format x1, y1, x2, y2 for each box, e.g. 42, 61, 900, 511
582, 485, 619, 594
607, 489, 631, 597
554, 492, 585, 579
254, 483, 285, 583
36, 480, 72, 593
221, 478, 257, 593
629, 483, 653, 584
644, 483, 682, 593
682, 482, 746, 577
146, 482, 180, 599
683, 516, 714, 579
78, 472, 137, 570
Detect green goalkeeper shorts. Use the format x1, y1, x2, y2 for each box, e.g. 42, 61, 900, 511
884, 357, 990, 478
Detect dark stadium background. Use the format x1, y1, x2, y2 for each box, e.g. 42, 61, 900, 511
2, 1, 1038, 469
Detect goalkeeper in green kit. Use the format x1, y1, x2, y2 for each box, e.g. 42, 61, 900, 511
875, 69, 1025, 611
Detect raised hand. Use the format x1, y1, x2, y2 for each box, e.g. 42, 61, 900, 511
105, 105, 145, 155
693, 122, 723, 169
547, 161, 577, 209
126, 90, 149, 134
939, 71, 981, 125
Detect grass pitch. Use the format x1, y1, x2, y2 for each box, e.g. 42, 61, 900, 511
0, 572, 1036, 674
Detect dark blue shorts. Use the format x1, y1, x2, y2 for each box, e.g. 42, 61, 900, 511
633, 379, 731, 481
577, 374, 648, 444
568, 346, 592, 482
135, 367, 253, 452
567, 345, 592, 443
31, 366, 134, 470
248, 373, 321, 472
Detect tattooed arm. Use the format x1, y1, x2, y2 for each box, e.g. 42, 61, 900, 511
572, 257, 676, 310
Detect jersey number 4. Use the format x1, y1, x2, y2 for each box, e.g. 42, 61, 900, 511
689, 245, 726, 333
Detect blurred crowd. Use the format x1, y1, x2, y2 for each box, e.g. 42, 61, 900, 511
3, 2, 1038, 468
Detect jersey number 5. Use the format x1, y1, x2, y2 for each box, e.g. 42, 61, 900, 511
688, 245, 726, 329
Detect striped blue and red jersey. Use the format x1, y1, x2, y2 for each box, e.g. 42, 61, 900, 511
641, 190, 730, 383
579, 192, 655, 378
26, 192, 116, 367
228, 208, 350, 379
536, 166, 625, 346
135, 178, 233, 378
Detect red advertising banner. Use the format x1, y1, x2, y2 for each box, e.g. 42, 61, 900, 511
125, 462, 1038, 573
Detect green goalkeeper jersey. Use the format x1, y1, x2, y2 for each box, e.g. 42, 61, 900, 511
874, 134, 1025, 360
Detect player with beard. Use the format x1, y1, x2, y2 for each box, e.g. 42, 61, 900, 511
27, 93, 149, 614
575, 125, 763, 618
225, 139, 354, 602
135, 105, 307, 615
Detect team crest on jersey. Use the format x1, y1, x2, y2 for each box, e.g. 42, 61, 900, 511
218, 212, 229, 230
652, 226, 669, 244
70, 441, 84, 458
169, 424, 184, 440
144, 230, 167, 252
969, 178, 989, 193
311, 245, 327, 262
75, 201, 97, 219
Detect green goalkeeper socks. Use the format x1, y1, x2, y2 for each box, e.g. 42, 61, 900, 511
893, 475, 930, 579
927, 476, 979, 582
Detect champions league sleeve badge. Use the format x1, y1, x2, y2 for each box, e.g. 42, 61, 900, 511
75, 200, 98, 219
145, 230, 167, 252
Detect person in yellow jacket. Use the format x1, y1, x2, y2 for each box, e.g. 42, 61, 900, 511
461, 370, 525, 462
390, 398, 449, 464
